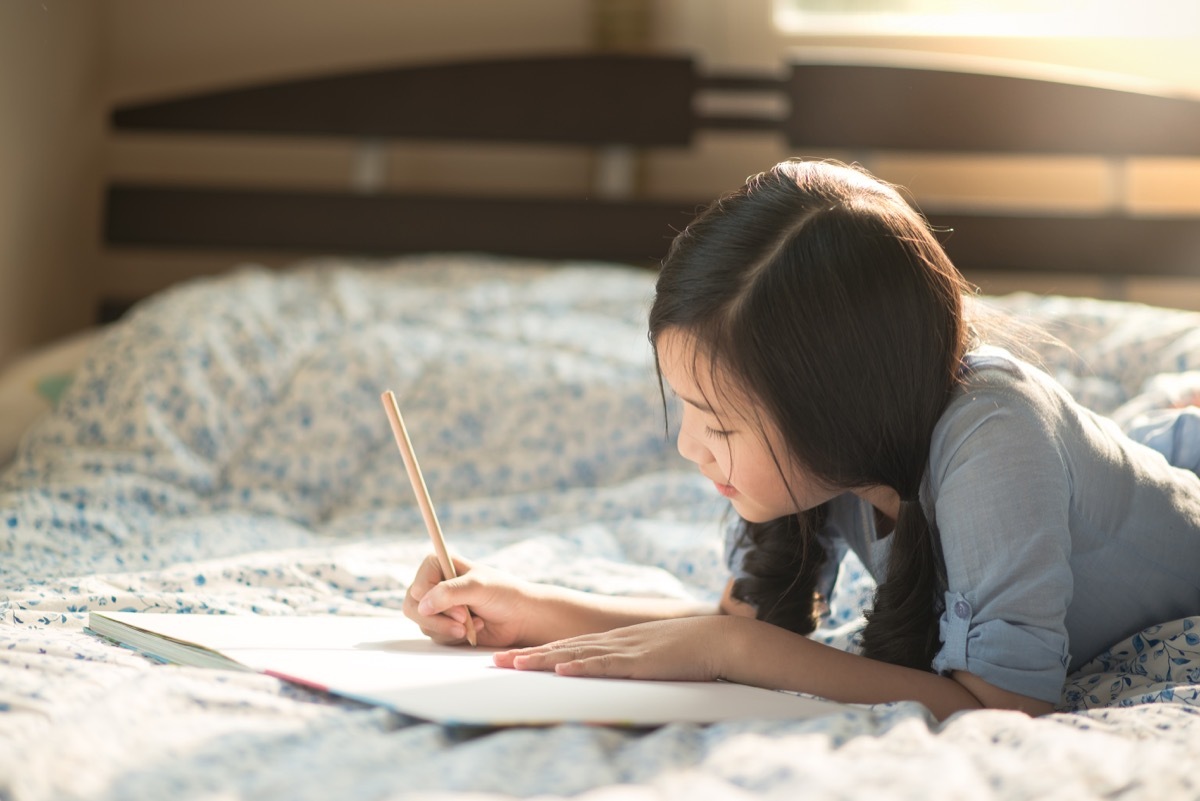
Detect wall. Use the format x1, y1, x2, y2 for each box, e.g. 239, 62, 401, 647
652, 0, 1200, 305
0, 0, 105, 370
6, 0, 1200, 369
658, 0, 1200, 85
101, 0, 597, 304
104, 0, 593, 105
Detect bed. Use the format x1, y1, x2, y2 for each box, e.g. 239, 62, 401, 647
3, 51, 1200, 800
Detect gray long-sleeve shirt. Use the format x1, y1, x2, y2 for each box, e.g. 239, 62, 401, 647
729, 347, 1200, 703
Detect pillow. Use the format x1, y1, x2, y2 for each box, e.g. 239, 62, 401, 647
0, 328, 100, 466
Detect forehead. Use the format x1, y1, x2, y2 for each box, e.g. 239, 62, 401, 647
656, 329, 741, 414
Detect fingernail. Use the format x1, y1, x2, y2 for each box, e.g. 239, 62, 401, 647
417, 599, 432, 615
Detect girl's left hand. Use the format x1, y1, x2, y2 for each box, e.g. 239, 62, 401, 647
493, 616, 730, 681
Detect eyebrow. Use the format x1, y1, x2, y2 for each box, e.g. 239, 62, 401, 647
673, 391, 716, 414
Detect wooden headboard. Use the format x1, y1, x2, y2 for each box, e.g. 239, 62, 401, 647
104, 51, 1200, 320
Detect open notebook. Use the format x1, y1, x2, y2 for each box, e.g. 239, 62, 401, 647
87, 611, 851, 727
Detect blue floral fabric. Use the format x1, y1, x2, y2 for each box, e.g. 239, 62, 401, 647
1, 259, 1199, 801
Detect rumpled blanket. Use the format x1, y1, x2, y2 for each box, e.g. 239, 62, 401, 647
2, 256, 1198, 801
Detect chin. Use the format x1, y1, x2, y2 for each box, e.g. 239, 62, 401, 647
730, 504, 776, 524
730, 497, 798, 524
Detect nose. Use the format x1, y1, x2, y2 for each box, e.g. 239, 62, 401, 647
676, 423, 714, 467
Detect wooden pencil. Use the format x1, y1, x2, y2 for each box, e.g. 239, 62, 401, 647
381, 390, 478, 646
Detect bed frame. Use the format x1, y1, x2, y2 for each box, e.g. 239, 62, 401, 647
103, 51, 1200, 321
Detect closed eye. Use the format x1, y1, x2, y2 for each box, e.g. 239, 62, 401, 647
705, 426, 733, 440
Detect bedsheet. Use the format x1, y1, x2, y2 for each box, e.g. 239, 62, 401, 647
2, 255, 1199, 801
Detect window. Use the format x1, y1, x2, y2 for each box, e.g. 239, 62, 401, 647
774, 0, 1199, 37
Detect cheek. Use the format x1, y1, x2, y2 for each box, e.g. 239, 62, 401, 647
717, 446, 758, 491
713, 441, 736, 471
728, 445, 792, 498
731, 457, 773, 491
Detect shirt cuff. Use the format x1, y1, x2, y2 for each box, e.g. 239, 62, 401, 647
931, 591, 1070, 704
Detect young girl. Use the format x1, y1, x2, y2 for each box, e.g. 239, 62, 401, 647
402, 160, 1200, 720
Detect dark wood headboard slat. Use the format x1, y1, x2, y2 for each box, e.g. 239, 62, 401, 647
692, 115, 786, 133
111, 54, 1200, 157
106, 185, 1200, 278
784, 64, 1200, 156
106, 185, 699, 267
931, 213, 1200, 277
112, 54, 698, 147
102, 53, 1200, 319
697, 73, 786, 92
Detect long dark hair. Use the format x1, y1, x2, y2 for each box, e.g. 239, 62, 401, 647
648, 160, 972, 670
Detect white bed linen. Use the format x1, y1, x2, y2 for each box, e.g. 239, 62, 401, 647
2, 256, 1198, 801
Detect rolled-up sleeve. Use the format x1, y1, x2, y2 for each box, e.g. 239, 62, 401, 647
933, 591, 1072, 701
928, 382, 1075, 704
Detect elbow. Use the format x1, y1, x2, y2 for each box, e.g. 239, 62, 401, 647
949, 670, 1057, 717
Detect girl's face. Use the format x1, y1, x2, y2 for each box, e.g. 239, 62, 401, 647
657, 328, 840, 523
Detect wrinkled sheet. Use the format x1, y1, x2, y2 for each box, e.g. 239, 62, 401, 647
2, 256, 1199, 801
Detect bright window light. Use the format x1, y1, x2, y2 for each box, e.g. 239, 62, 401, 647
774, 0, 1200, 37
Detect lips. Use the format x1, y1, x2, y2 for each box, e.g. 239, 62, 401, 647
712, 480, 738, 498
699, 468, 737, 498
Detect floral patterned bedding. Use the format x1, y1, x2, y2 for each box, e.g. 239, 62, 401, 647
2, 255, 1198, 801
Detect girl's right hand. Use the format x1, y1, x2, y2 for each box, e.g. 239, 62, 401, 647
402, 554, 542, 648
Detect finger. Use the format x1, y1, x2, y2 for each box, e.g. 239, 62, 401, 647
406, 594, 469, 641
502, 642, 595, 672
555, 653, 629, 678
417, 573, 477, 617
429, 617, 487, 645
418, 617, 466, 644
404, 561, 456, 619
493, 644, 550, 670
402, 582, 427, 622
511, 649, 573, 672
407, 554, 452, 602
492, 646, 537, 668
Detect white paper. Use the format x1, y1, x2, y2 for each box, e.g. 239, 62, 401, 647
89, 612, 851, 726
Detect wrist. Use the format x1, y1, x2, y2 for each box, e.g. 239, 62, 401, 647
708, 614, 747, 682
520, 581, 582, 644
708, 615, 800, 687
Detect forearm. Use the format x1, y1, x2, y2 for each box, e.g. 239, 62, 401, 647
528, 583, 719, 643
498, 598, 1053, 719
716, 616, 985, 721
